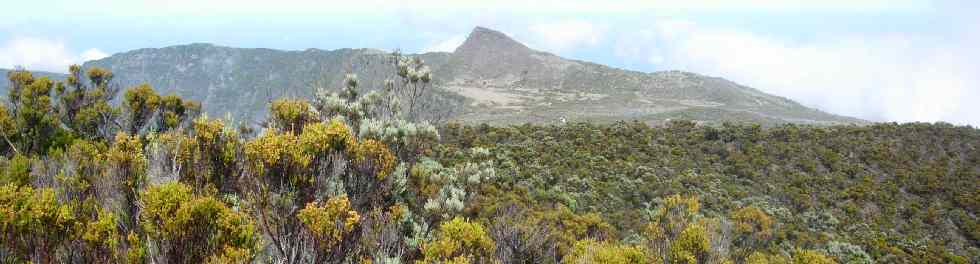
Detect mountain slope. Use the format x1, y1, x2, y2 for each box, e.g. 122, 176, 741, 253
440, 27, 861, 124
82, 44, 459, 123
72, 27, 861, 125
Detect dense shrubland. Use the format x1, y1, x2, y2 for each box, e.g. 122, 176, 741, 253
436, 120, 978, 263
0, 54, 977, 263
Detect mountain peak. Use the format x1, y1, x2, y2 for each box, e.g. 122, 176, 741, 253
445, 26, 541, 80
455, 26, 531, 54
469, 26, 509, 39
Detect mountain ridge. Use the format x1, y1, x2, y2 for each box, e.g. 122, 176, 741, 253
438, 27, 862, 124
4, 26, 863, 125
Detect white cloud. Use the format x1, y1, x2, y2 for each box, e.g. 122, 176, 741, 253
635, 19, 980, 126
79, 48, 109, 61
422, 34, 466, 53
528, 20, 604, 53
0, 37, 107, 73
0, 37, 75, 73
613, 29, 666, 66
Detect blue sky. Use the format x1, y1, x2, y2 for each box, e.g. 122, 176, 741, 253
1, 0, 978, 126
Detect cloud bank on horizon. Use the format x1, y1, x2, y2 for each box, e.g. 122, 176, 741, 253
0, 0, 977, 126
0, 37, 107, 73
601, 17, 980, 126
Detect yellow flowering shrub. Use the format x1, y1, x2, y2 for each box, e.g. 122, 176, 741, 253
792, 249, 837, 264
157, 94, 199, 131
512, 205, 614, 257
244, 132, 310, 175
149, 117, 240, 190
418, 217, 495, 264
140, 182, 259, 263
746, 252, 790, 264
126, 231, 146, 264
669, 223, 711, 264
192, 116, 225, 144
270, 98, 315, 132
643, 195, 718, 264
153, 131, 194, 166
205, 245, 254, 264
297, 196, 361, 249
732, 206, 773, 240
646, 195, 700, 240
159, 95, 184, 129
0, 105, 14, 138
140, 182, 194, 237
85, 67, 113, 84
67, 139, 106, 171
299, 118, 356, 154
108, 133, 148, 189
82, 209, 120, 250
1, 154, 32, 187
731, 206, 774, 260
564, 239, 654, 264
108, 133, 146, 166
745, 250, 836, 264
353, 139, 396, 179
0, 185, 79, 262
122, 83, 161, 133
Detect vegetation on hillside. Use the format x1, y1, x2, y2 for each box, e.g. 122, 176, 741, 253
436, 120, 978, 263
0, 55, 976, 263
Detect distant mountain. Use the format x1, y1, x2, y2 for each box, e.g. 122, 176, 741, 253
0, 69, 67, 98
8, 26, 863, 125
438, 27, 862, 124
81, 44, 460, 124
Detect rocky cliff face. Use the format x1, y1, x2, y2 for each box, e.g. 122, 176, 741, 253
65, 26, 863, 125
